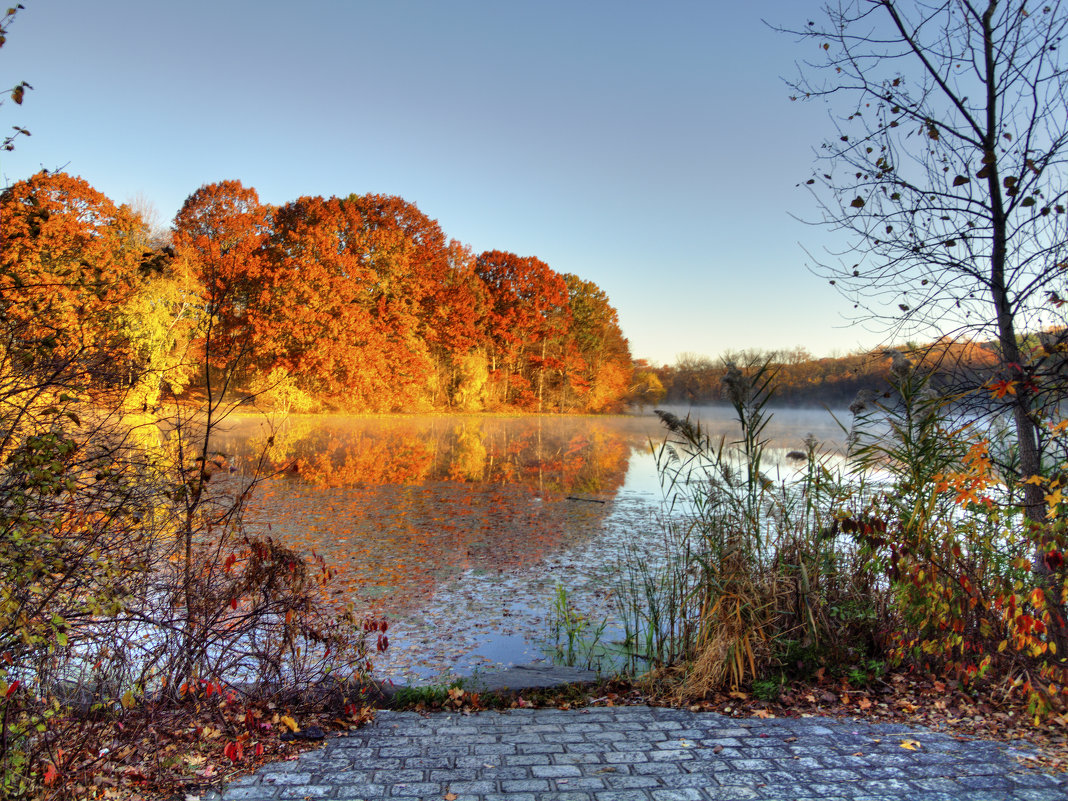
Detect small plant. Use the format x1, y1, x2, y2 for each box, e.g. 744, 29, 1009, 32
846, 659, 886, 687
846, 354, 1068, 718
548, 584, 610, 671
752, 676, 784, 702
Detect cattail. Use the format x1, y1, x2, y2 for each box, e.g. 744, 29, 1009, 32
884, 348, 912, 378
721, 361, 751, 407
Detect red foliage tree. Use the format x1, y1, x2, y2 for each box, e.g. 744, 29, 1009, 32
475, 250, 571, 410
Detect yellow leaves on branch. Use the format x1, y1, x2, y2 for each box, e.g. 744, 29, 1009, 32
934, 439, 996, 508
1044, 484, 1064, 518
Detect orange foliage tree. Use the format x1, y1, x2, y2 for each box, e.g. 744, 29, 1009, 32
476, 250, 571, 410
423, 241, 491, 409
26, 174, 637, 414
563, 274, 632, 412
0, 171, 144, 383
172, 180, 273, 392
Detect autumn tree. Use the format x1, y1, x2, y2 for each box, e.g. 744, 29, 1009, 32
475, 250, 571, 410
629, 359, 667, 411
262, 194, 441, 409
422, 241, 491, 409
342, 193, 447, 406
116, 244, 202, 407
666, 353, 720, 404
562, 273, 633, 411
0, 171, 144, 383
784, 1, 1068, 520
173, 180, 273, 399
259, 195, 377, 403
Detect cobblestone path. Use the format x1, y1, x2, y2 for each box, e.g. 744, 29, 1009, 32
219, 705, 1068, 800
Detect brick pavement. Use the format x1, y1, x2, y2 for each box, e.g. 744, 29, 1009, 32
217, 705, 1068, 800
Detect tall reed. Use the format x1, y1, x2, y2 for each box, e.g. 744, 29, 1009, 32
618, 358, 883, 695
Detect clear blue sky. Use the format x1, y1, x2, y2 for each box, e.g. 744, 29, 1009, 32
0, 0, 881, 365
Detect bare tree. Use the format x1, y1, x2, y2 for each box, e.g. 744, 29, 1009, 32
782, 0, 1068, 521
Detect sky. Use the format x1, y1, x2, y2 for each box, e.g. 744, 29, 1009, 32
0, 0, 883, 366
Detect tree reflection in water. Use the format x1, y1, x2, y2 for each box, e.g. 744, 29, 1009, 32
210, 411, 844, 680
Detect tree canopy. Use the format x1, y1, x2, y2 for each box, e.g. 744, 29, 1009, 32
5, 172, 634, 414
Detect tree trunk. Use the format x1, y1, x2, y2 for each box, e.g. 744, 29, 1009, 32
979, 4, 1065, 653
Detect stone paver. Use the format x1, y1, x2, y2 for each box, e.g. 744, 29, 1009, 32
219, 706, 1068, 800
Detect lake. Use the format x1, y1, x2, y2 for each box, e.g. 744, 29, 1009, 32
211, 406, 848, 684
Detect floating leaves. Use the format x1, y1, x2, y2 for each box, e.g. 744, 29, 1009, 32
217, 413, 849, 682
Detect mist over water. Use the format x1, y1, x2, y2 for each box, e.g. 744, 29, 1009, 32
652, 404, 850, 453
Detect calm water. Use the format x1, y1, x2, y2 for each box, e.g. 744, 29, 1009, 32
211, 406, 847, 683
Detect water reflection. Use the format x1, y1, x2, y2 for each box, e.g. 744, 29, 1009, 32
211, 409, 848, 681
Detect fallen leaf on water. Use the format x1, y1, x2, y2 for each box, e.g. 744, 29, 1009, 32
900, 739, 922, 751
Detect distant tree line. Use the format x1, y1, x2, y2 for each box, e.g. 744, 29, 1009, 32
1, 172, 634, 414
649, 339, 1021, 407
